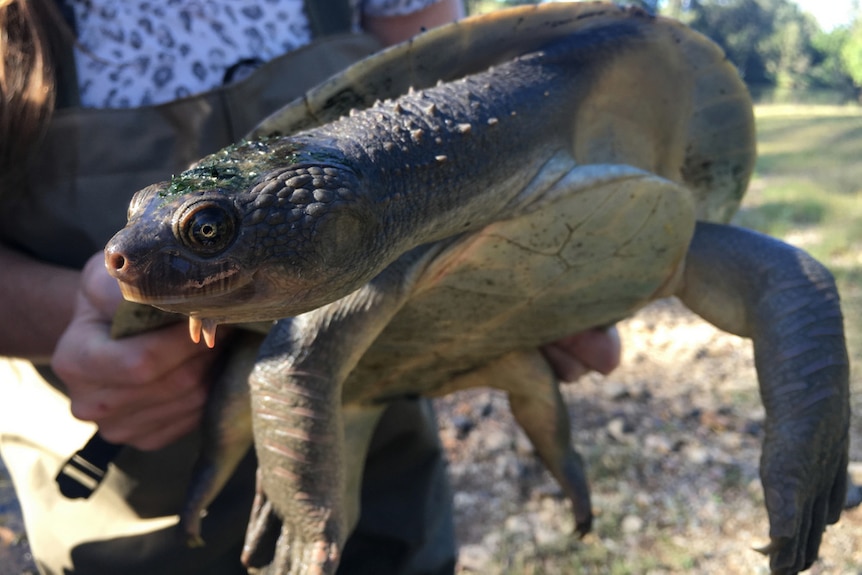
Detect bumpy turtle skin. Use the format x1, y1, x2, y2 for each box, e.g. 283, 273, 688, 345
678, 223, 849, 574
102, 4, 848, 575
250, 2, 754, 225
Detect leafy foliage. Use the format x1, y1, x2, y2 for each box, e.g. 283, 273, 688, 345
842, 21, 862, 91
471, 0, 862, 102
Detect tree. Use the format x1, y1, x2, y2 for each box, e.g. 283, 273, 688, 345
685, 0, 772, 85
810, 27, 857, 98
683, 0, 821, 92
841, 20, 862, 96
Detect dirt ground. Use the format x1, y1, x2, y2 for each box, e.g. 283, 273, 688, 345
2, 298, 860, 574
437, 298, 862, 574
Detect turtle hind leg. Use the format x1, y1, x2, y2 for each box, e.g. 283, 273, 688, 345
181, 330, 263, 547
476, 350, 593, 536
511, 399, 593, 537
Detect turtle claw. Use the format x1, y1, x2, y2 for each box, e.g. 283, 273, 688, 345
755, 537, 816, 575
242, 471, 345, 575
242, 482, 281, 569
757, 434, 848, 574
274, 533, 340, 575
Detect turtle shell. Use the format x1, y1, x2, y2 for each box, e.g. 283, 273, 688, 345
249, 2, 756, 224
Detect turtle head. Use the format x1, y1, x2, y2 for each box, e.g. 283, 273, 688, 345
105, 138, 382, 328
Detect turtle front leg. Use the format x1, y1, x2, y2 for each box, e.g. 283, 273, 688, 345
242, 405, 386, 573
249, 346, 346, 575
245, 274, 408, 575
676, 222, 849, 574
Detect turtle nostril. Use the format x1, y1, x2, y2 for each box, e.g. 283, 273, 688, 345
105, 249, 128, 278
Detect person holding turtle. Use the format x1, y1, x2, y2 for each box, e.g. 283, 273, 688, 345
0, 1, 620, 573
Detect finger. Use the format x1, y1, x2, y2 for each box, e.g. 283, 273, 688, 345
68, 351, 211, 421
96, 385, 207, 449
109, 322, 216, 383
540, 326, 622, 382
127, 414, 203, 451
559, 326, 622, 375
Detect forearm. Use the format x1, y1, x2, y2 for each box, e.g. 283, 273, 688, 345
364, 0, 464, 47
0, 241, 79, 361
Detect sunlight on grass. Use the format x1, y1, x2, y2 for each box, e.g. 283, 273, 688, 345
742, 105, 862, 366
753, 108, 862, 195
754, 105, 862, 119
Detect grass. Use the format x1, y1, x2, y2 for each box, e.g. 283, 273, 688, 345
734, 104, 862, 368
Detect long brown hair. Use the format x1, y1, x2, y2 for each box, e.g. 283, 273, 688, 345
0, 0, 57, 195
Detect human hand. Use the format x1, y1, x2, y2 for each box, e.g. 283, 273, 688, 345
51, 252, 220, 450
541, 326, 621, 382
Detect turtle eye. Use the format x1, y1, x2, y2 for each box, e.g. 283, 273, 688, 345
176, 201, 237, 256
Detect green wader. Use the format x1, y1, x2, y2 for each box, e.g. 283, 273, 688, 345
0, 12, 456, 575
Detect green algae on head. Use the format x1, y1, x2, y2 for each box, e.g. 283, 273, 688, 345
162, 139, 306, 199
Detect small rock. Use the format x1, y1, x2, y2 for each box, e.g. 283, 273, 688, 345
514, 430, 534, 456
747, 478, 763, 497
635, 491, 653, 508
685, 445, 712, 465
718, 431, 743, 451
439, 427, 458, 451
603, 382, 630, 400
458, 543, 493, 572
742, 419, 763, 436
494, 454, 522, 480
606, 417, 634, 442
534, 521, 561, 546
453, 491, 480, 510
504, 514, 532, 536
480, 401, 494, 418
644, 434, 674, 455
845, 477, 862, 510
451, 415, 476, 439
700, 408, 733, 431
621, 514, 644, 534
483, 429, 512, 453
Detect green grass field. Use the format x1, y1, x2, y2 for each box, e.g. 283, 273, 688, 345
735, 104, 862, 367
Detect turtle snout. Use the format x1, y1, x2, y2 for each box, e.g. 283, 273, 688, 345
103, 236, 157, 303
105, 242, 135, 282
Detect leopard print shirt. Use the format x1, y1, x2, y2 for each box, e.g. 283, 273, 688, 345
69, 0, 440, 108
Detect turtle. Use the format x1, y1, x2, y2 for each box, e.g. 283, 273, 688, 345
103, 3, 850, 574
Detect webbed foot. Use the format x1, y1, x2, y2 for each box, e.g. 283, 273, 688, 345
242, 474, 343, 575
677, 222, 851, 573
758, 432, 848, 573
